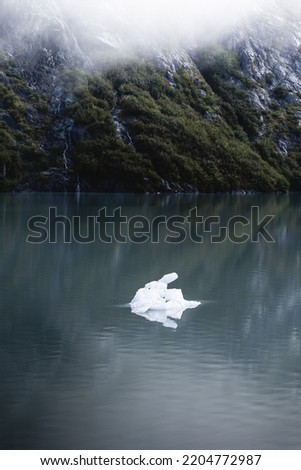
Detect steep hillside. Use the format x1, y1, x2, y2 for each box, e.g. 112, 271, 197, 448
1, 0, 301, 192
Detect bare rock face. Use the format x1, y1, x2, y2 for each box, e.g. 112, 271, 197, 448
224, 2, 301, 98
203, 2, 301, 158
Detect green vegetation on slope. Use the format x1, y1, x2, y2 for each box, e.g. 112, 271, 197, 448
195, 46, 301, 190
69, 61, 289, 191
1, 47, 301, 192
0, 55, 50, 190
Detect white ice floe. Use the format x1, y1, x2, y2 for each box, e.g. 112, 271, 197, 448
130, 273, 200, 329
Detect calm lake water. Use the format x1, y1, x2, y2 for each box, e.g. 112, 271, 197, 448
0, 193, 301, 450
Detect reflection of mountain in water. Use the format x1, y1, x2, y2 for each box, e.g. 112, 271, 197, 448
0, 194, 301, 448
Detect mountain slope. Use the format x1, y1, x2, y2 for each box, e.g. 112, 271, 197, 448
1, 0, 301, 192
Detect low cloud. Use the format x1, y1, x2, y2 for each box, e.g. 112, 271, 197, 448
1, 0, 300, 55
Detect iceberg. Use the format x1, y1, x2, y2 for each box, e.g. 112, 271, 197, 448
130, 273, 200, 329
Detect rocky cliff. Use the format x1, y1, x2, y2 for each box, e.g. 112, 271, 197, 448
1, 0, 301, 192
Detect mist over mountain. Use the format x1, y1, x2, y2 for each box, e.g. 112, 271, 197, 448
1, 0, 301, 192
2, 0, 300, 61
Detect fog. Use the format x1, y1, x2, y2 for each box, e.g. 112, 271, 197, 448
54, 0, 299, 43
1, 0, 301, 53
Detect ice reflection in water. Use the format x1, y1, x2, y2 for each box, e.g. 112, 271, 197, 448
130, 273, 201, 328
